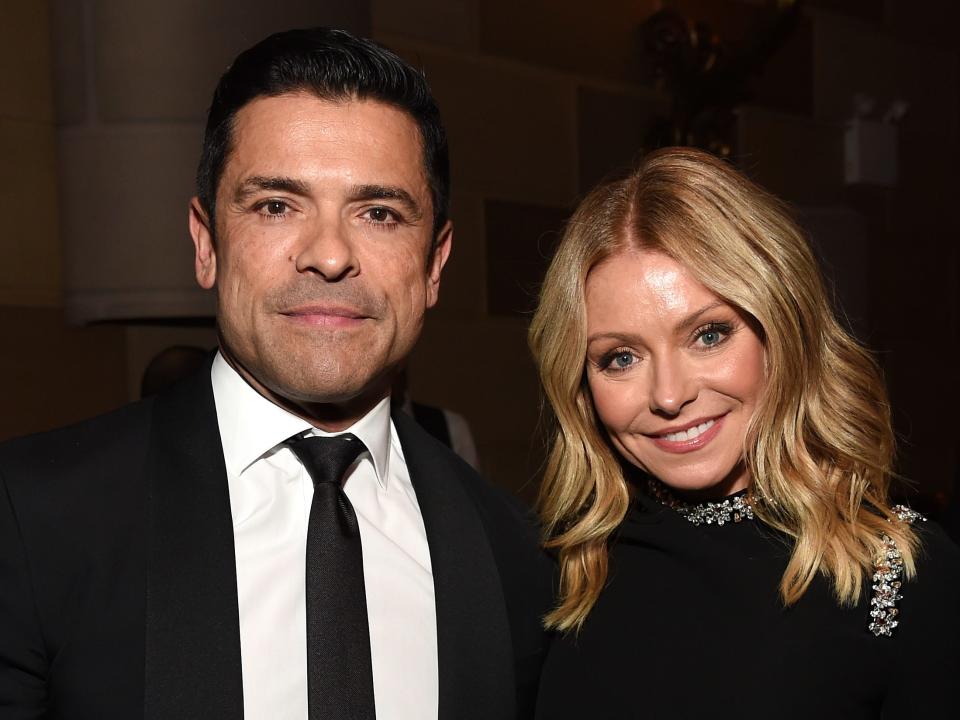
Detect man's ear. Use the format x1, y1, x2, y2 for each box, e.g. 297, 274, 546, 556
426, 220, 453, 308
189, 197, 217, 289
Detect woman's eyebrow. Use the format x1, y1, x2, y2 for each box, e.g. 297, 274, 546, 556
586, 331, 642, 346
674, 301, 727, 333
586, 301, 729, 346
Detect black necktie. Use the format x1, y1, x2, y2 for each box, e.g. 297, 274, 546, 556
285, 433, 376, 720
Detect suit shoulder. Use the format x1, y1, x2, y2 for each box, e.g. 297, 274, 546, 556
394, 406, 546, 555
0, 399, 155, 482
457, 464, 542, 544
405, 412, 539, 536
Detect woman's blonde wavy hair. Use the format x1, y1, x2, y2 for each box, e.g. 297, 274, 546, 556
529, 147, 919, 633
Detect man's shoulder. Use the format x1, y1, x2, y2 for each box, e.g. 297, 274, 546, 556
0, 398, 156, 484
393, 406, 552, 592
455, 460, 542, 549
394, 407, 538, 536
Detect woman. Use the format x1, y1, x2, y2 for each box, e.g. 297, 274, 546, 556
529, 147, 959, 718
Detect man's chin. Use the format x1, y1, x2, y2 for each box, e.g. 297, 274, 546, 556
267, 367, 392, 408
261, 369, 374, 399
261, 348, 384, 390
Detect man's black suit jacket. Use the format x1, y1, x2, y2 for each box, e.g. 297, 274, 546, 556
0, 366, 553, 719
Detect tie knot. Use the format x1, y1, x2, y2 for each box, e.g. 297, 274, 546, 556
285, 433, 366, 487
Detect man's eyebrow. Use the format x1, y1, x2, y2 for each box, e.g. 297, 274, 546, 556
349, 184, 424, 221
233, 175, 311, 202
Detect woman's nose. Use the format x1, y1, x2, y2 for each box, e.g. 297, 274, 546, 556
648, 354, 697, 417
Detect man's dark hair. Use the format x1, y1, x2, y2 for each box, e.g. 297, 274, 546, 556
196, 27, 450, 239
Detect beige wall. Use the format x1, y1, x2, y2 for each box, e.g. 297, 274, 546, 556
0, 1, 61, 308
0, 0, 128, 436
1, 0, 957, 504
377, 0, 960, 500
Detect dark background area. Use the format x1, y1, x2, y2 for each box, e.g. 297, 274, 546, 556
1, 0, 957, 515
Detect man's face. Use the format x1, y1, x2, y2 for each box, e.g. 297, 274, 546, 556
189, 93, 451, 423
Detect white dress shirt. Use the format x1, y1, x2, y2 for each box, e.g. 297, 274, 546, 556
211, 353, 438, 719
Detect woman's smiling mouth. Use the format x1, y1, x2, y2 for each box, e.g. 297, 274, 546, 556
647, 414, 727, 454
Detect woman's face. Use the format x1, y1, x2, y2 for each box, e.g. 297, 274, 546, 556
584, 248, 766, 498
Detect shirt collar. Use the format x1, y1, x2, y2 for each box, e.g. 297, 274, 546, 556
210, 351, 392, 488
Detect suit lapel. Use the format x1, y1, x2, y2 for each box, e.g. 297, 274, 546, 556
393, 409, 516, 720
142, 383, 514, 718
144, 366, 244, 719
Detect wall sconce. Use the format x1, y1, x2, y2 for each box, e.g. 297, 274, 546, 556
844, 93, 908, 187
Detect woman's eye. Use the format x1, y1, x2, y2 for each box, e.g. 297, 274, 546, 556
599, 350, 638, 372
694, 323, 731, 348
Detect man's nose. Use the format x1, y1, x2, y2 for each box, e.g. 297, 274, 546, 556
293, 217, 359, 281
648, 354, 697, 417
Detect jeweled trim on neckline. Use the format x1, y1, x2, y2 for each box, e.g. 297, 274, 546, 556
646, 479, 755, 527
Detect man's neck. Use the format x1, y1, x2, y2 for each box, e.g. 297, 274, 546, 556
219, 347, 391, 433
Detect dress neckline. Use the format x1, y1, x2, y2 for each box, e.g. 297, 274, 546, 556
641, 477, 756, 527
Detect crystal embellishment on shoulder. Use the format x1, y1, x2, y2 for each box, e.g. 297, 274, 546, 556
868, 504, 926, 638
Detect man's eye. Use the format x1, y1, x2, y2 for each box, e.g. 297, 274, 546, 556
256, 200, 290, 218
365, 207, 397, 223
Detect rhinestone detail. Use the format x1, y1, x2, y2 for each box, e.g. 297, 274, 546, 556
868, 505, 925, 638
646, 479, 755, 526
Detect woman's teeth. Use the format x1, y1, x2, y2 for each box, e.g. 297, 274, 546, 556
662, 419, 715, 443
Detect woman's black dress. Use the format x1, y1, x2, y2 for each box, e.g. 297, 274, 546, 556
535, 488, 960, 719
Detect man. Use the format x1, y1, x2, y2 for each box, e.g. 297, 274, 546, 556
0, 28, 552, 719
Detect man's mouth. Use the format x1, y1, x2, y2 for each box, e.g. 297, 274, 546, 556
280, 305, 372, 327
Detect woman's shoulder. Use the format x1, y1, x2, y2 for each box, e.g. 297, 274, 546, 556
879, 511, 960, 715
876, 505, 957, 602
889, 510, 960, 640
911, 513, 960, 591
